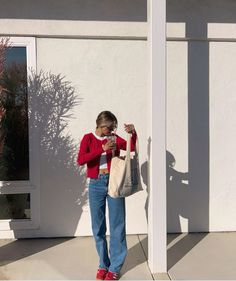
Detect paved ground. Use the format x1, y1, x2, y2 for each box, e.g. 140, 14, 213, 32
167, 232, 236, 280
0, 233, 236, 280
0, 235, 153, 280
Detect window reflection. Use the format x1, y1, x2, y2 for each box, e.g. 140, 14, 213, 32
0, 47, 29, 181
0, 193, 30, 219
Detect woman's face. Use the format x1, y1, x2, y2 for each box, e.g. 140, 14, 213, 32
100, 125, 113, 136
99, 122, 116, 136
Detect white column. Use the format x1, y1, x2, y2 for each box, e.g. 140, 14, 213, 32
148, 0, 167, 273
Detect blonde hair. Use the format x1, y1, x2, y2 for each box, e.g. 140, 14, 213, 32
96, 111, 118, 129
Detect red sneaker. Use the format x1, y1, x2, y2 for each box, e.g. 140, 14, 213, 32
104, 271, 119, 280
96, 268, 108, 280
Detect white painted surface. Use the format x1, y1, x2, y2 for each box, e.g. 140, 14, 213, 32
0, 19, 147, 39
209, 42, 236, 231
166, 41, 189, 233
148, 0, 167, 273
166, 0, 236, 233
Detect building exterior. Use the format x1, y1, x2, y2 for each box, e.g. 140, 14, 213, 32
0, 0, 148, 239
1, 0, 236, 274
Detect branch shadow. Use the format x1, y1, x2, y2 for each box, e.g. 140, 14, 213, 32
1, 70, 88, 254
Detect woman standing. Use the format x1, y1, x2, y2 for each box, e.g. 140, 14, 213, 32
77, 111, 136, 280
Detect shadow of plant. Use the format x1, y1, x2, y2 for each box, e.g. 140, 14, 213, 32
20, 70, 88, 236
28, 71, 80, 171
1, 37, 87, 236
0, 69, 88, 271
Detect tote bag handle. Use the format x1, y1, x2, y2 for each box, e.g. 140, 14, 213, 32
125, 133, 139, 183
126, 132, 139, 158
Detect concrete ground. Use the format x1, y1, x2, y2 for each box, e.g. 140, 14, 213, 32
0, 233, 236, 280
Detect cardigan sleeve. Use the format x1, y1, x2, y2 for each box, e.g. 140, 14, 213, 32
116, 131, 137, 152
77, 134, 104, 166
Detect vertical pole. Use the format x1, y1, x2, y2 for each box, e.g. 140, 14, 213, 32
148, 0, 167, 273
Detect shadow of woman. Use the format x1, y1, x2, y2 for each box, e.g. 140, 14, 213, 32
166, 150, 208, 270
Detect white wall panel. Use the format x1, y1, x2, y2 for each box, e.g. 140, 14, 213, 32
166, 0, 236, 233
209, 42, 236, 231
167, 41, 189, 233
167, 39, 236, 232
34, 38, 148, 236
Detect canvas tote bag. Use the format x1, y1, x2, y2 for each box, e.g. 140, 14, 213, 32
108, 133, 143, 198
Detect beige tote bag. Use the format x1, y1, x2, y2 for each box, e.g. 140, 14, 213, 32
108, 133, 143, 198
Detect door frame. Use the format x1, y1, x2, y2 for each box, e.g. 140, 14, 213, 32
0, 36, 40, 232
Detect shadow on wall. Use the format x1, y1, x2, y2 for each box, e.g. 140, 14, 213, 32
0, 0, 147, 22
164, 0, 236, 269
166, 0, 224, 234
13, 71, 87, 237
166, 148, 209, 269
140, 137, 151, 224
167, 150, 189, 232
166, 151, 209, 230
141, 163, 149, 224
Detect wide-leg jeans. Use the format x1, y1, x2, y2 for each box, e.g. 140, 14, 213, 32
88, 174, 127, 273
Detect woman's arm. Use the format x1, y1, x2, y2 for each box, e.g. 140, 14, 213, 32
77, 134, 103, 166
116, 131, 137, 152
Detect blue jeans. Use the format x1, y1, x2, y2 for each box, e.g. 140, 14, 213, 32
88, 174, 127, 273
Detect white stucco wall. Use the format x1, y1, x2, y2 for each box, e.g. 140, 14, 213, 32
35, 38, 148, 236
166, 0, 236, 232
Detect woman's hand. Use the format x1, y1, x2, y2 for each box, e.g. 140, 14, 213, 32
102, 140, 116, 151
124, 124, 135, 134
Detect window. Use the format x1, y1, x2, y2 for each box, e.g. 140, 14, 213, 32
0, 37, 39, 231
0, 193, 30, 219
1, 46, 29, 181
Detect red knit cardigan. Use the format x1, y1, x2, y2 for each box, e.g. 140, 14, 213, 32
77, 132, 137, 179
